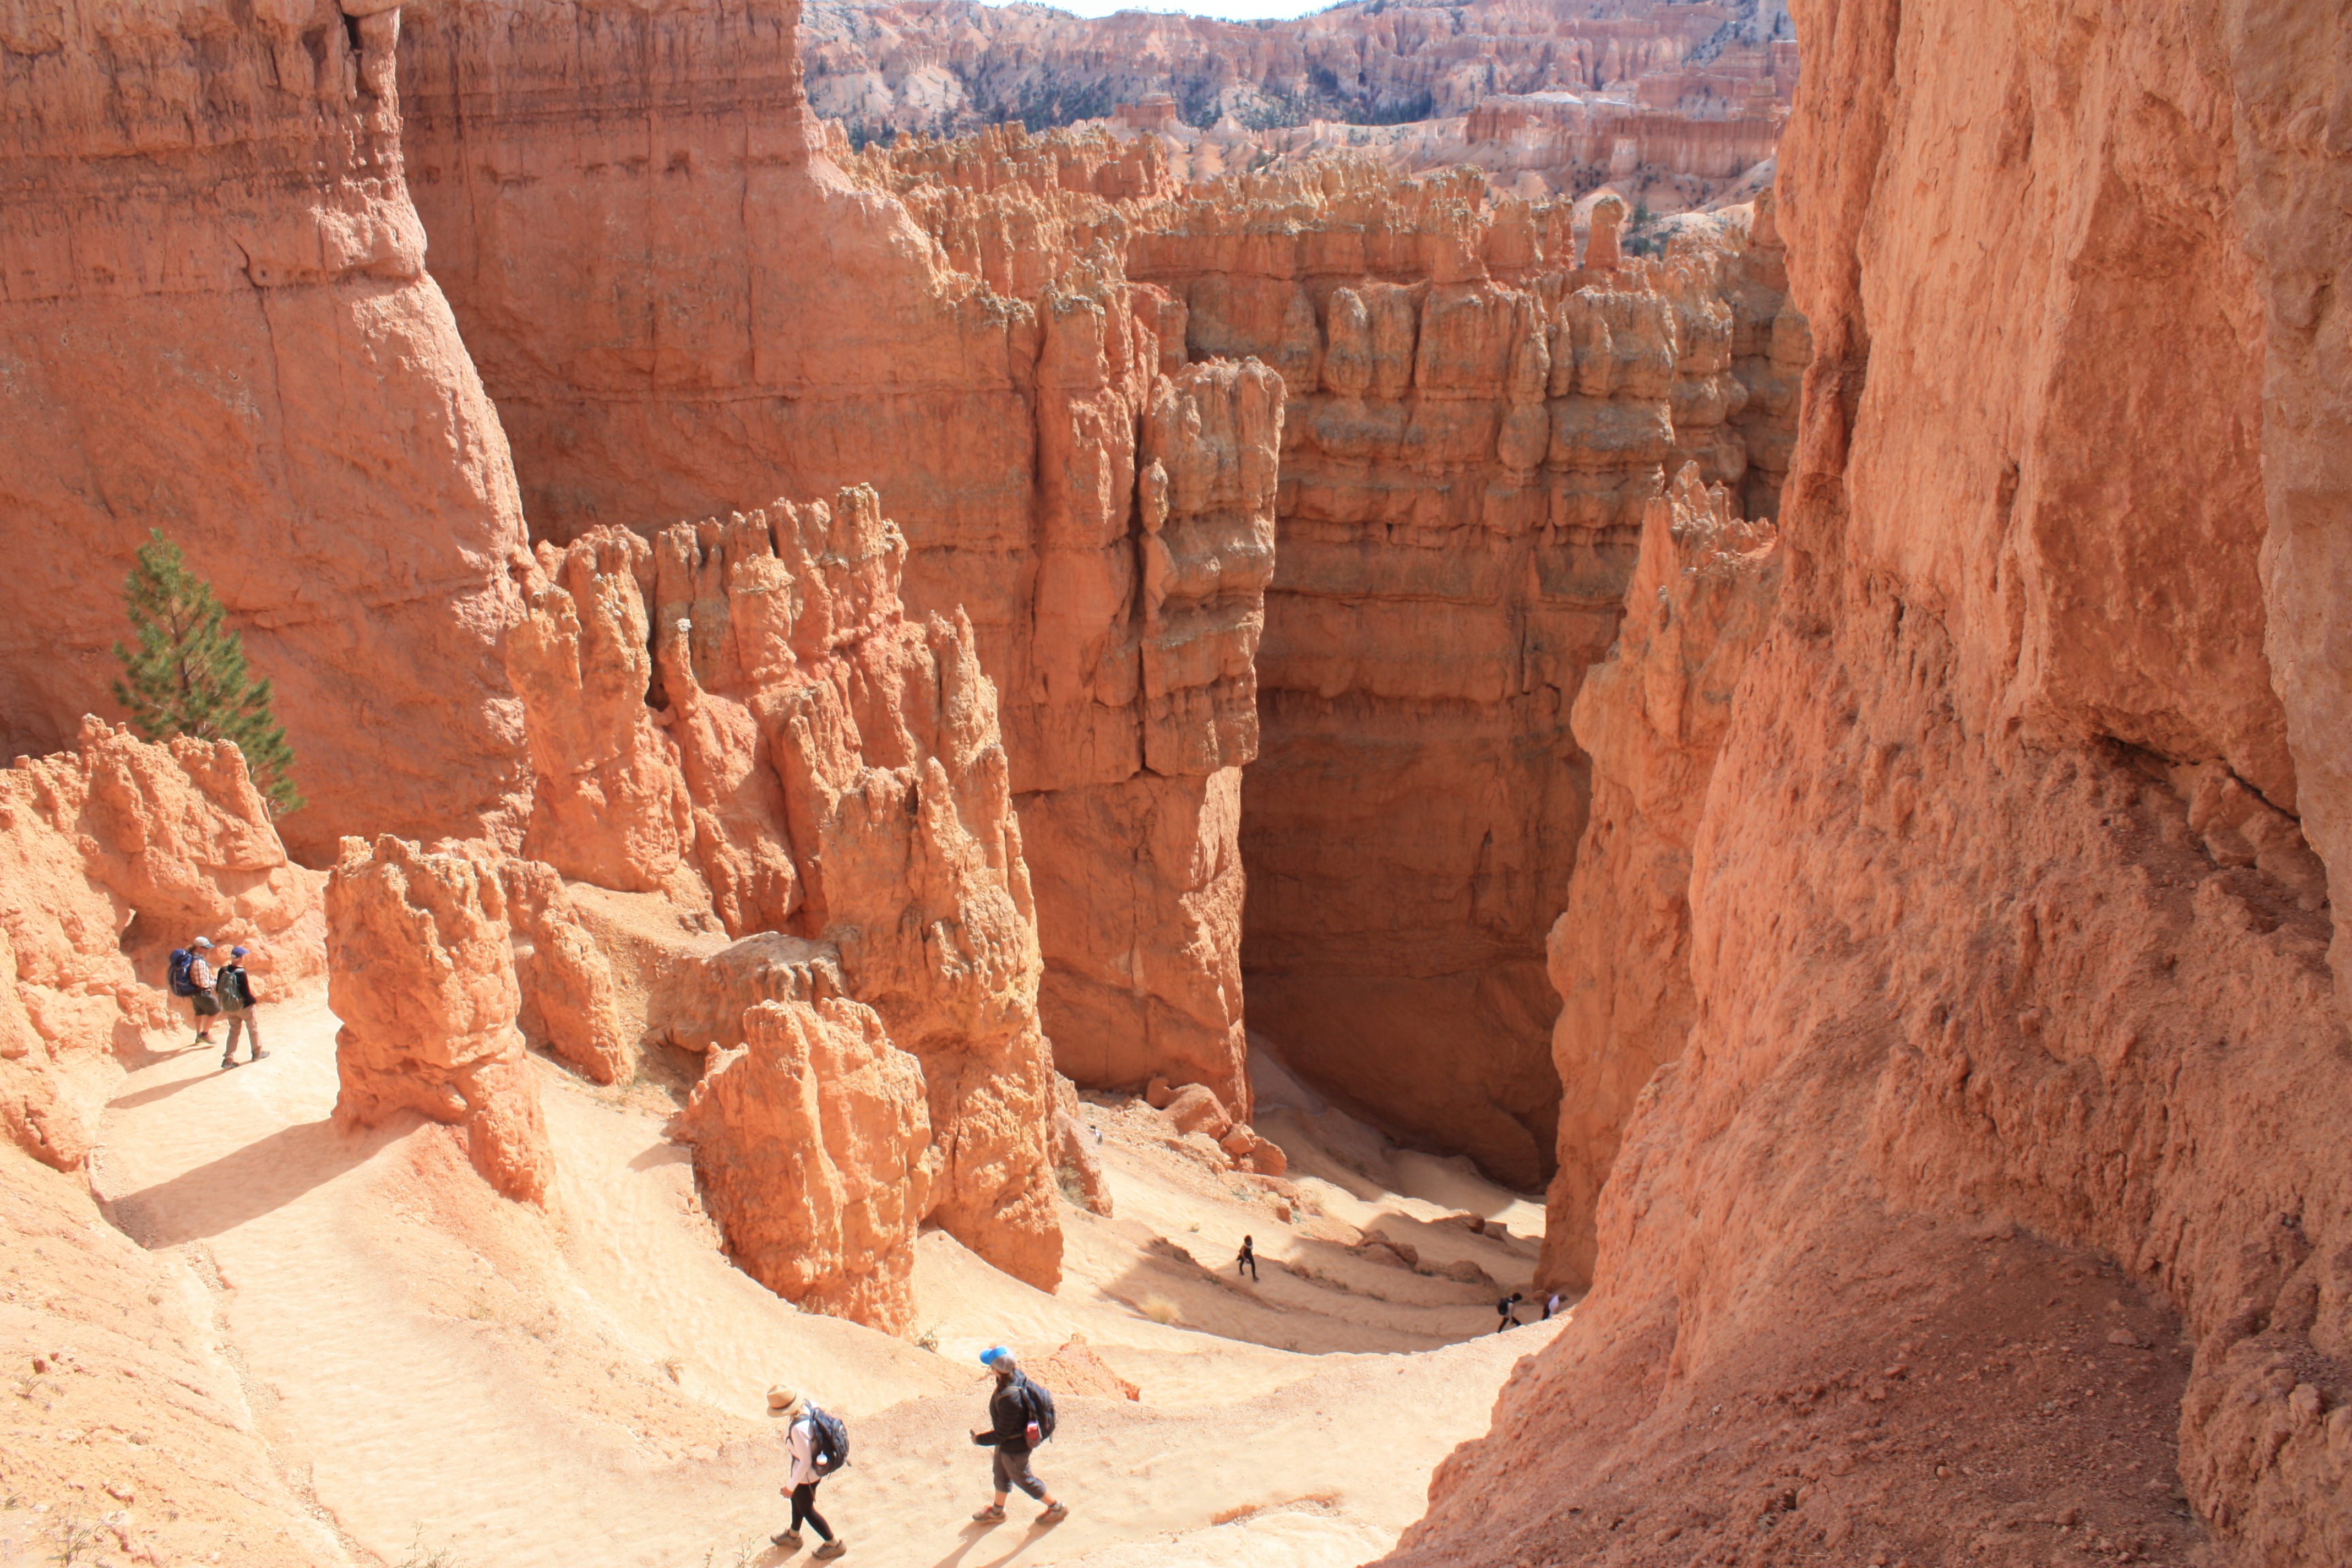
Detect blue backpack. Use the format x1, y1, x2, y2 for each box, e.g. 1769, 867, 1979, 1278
167, 949, 199, 998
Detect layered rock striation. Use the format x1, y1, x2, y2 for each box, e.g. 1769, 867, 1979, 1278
1387, 0, 2351, 1561
0, 720, 326, 1172
326, 835, 556, 1205
803, 0, 1736, 144
396, 0, 1287, 1118
508, 487, 1065, 1290
0, 0, 533, 860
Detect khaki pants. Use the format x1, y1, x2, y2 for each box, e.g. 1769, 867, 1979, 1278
222, 1008, 260, 1060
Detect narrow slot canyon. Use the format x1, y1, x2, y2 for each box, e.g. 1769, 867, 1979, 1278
2, 0, 2347, 1564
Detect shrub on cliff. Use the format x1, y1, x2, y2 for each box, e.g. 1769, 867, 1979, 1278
112, 529, 303, 816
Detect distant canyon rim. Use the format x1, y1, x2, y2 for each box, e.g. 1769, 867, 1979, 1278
0, 0, 2346, 1565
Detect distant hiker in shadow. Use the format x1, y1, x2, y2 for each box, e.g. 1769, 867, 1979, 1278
216, 945, 268, 1070
769, 1385, 849, 1559
1495, 1291, 1524, 1332
970, 1347, 1067, 1528
1237, 1234, 1258, 1282
1544, 1291, 1563, 1322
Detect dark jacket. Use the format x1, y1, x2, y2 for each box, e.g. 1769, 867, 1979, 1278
217, 965, 258, 1011
973, 1374, 1045, 1453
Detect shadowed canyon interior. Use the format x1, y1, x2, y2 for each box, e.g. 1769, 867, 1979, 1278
0, 0, 2345, 1563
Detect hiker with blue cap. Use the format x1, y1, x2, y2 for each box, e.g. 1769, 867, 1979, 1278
215, 945, 268, 1070
968, 1346, 1066, 1527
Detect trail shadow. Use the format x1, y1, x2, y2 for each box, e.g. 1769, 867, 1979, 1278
930, 1520, 1052, 1568
108, 1069, 233, 1111
104, 1116, 398, 1248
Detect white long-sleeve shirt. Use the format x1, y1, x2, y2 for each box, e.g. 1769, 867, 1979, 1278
789, 1417, 820, 1486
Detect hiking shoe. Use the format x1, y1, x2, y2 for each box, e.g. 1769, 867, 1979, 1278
812, 1543, 846, 1561
971, 1505, 1005, 1523
771, 1531, 801, 1549
220, 1057, 239, 1070
250, 1049, 269, 1062
1038, 1504, 1069, 1525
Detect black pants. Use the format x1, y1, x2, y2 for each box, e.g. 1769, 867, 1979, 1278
1238, 1255, 1257, 1281
791, 1481, 832, 1541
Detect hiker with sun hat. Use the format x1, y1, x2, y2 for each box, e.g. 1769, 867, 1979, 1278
968, 1346, 1066, 1527
767, 1384, 849, 1559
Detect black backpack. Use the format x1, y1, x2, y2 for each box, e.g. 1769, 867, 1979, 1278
167, 950, 199, 997
805, 1405, 850, 1473
1017, 1376, 1057, 1444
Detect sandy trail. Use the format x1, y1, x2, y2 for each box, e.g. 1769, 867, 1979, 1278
89, 987, 1561, 1566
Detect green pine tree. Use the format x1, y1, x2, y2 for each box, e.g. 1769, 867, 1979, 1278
111, 529, 304, 817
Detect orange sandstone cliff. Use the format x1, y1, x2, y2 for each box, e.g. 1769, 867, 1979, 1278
507, 488, 1066, 1292
395, 1, 1285, 1117
0, 0, 533, 860
1385, 0, 2351, 1563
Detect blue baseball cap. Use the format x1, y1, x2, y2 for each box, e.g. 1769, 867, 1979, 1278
979, 1346, 1013, 1368
230, 946, 249, 957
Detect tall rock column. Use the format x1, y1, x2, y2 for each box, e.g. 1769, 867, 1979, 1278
327, 836, 554, 1205
1537, 465, 1780, 1289
509, 489, 1065, 1289
0, 0, 533, 860
395, 8, 1286, 1110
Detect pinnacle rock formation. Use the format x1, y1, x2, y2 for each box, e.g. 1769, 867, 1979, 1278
1538, 462, 1781, 1289
395, 1, 1287, 1119
1, 0, 534, 861
676, 995, 939, 1334
0, 720, 326, 1171
326, 835, 555, 1206
1381, 0, 2352, 1561
509, 487, 1065, 1290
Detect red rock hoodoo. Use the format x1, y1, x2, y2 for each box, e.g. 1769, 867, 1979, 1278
395, 3, 1286, 1120
508, 487, 1066, 1290
0, 0, 533, 861
0, 720, 326, 1171
1382, 0, 2352, 1562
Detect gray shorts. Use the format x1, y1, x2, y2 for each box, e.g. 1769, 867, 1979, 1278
991, 1445, 1046, 1500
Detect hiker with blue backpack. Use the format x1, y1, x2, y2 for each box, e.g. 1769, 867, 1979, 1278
970, 1347, 1067, 1527
768, 1385, 850, 1559
215, 946, 268, 1069
167, 937, 221, 1047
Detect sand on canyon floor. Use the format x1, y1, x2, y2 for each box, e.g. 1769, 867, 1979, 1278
6, 983, 1560, 1567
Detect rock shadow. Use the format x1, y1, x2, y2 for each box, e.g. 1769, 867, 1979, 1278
102, 1116, 396, 1249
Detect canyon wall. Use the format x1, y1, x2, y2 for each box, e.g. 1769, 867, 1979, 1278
0, 0, 532, 861
0, 721, 326, 1172
1121, 166, 1800, 1188
396, 0, 1285, 1117
1388, 0, 2351, 1562
861, 133, 1804, 1185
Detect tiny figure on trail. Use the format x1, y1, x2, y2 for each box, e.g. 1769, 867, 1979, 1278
1495, 1291, 1524, 1333
969, 1347, 1066, 1528
216, 946, 268, 1070
1543, 1291, 1562, 1322
170, 937, 221, 1046
1236, 1234, 1258, 1282
768, 1385, 850, 1559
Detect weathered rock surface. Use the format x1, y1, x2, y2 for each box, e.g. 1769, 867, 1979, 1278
500, 860, 630, 1087
510, 488, 1064, 1288
802, 0, 1738, 145
0, 720, 325, 1170
1122, 165, 1801, 1187
326, 836, 553, 1205
1386, 0, 2352, 1562
858, 129, 1804, 1182
397, 6, 1286, 1114
676, 995, 938, 1333
1539, 465, 1779, 1288
1, 0, 533, 862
